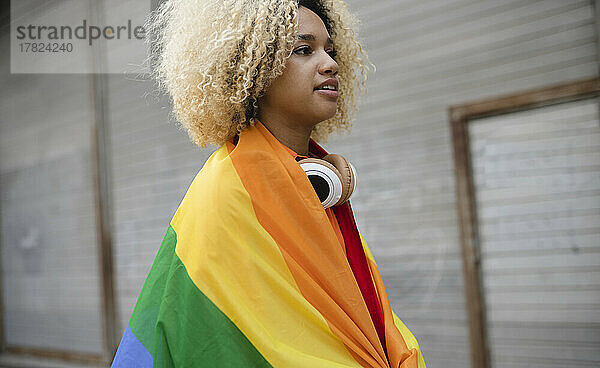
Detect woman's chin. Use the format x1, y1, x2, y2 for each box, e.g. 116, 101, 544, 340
324, 109, 338, 121
315, 106, 338, 122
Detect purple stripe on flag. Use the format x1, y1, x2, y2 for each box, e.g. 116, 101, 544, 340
111, 324, 153, 367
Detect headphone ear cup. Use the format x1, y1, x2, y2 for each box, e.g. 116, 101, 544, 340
298, 158, 344, 208
322, 154, 356, 205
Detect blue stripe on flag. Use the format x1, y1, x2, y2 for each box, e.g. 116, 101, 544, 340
111, 324, 153, 367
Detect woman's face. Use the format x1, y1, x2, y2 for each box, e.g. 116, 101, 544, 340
258, 6, 339, 129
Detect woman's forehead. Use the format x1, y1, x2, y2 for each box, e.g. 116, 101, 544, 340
297, 6, 331, 41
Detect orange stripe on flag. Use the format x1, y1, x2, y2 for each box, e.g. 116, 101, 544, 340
227, 121, 418, 367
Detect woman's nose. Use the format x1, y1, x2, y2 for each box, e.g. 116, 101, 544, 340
319, 53, 338, 75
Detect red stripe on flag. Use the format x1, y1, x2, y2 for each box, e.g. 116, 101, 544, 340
308, 139, 388, 357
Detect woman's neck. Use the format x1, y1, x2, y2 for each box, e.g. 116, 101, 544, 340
257, 113, 313, 156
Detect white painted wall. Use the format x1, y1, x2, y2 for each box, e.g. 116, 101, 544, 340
0, 0, 597, 367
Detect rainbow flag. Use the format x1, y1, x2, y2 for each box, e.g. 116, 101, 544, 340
111, 121, 426, 367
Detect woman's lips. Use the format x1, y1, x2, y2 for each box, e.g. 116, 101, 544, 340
314, 89, 339, 98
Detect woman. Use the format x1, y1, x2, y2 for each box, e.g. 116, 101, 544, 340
112, 0, 426, 367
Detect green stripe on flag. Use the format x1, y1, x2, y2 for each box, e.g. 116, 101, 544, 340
129, 225, 273, 367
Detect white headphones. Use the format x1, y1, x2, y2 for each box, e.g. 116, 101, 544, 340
298, 154, 357, 208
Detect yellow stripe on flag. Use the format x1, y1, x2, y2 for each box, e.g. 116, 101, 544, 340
171, 145, 361, 368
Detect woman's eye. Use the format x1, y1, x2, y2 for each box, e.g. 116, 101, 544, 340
294, 46, 312, 55
327, 49, 337, 59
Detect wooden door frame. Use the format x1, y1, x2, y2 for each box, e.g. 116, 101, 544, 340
447, 77, 600, 368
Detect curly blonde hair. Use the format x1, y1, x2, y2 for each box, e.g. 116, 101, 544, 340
145, 0, 372, 148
